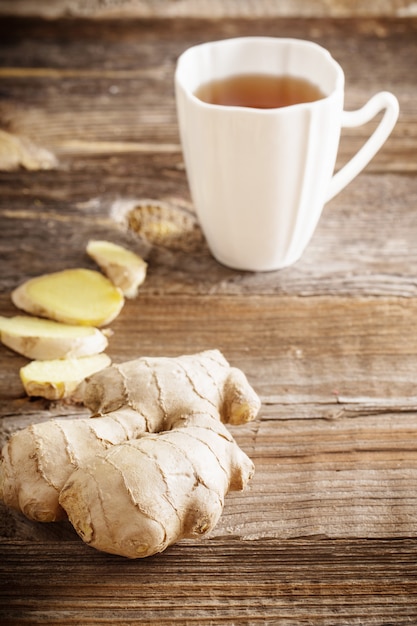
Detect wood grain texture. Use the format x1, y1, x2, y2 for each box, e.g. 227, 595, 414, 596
0, 0, 416, 19
0, 14, 416, 625
2, 172, 417, 297
1, 539, 417, 625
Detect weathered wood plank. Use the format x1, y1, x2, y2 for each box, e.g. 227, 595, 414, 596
0, 0, 415, 19
1, 539, 417, 625
2, 294, 417, 404
1, 171, 417, 297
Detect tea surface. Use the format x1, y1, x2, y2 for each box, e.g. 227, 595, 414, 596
194, 73, 325, 109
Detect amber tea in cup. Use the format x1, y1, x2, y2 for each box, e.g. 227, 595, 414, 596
176, 37, 399, 271
194, 73, 325, 109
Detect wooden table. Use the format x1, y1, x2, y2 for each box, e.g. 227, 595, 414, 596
0, 8, 416, 625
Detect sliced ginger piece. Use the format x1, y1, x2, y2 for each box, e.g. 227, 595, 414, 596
87, 240, 147, 299
0, 315, 109, 360
11, 268, 124, 327
20, 353, 111, 400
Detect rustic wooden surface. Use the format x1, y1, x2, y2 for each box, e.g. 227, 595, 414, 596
0, 11, 417, 625
1, 0, 416, 19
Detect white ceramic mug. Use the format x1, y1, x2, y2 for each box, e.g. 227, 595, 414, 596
175, 37, 399, 271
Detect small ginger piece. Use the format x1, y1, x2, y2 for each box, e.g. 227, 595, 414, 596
0, 129, 57, 172
0, 350, 260, 553
11, 268, 124, 327
0, 315, 109, 360
20, 353, 111, 400
87, 239, 147, 298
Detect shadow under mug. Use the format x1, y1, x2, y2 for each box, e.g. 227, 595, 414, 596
175, 37, 399, 272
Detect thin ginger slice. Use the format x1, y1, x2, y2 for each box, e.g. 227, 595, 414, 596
11, 268, 124, 327
20, 353, 111, 400
87, 240, 147, 298
0, 315, 109, 360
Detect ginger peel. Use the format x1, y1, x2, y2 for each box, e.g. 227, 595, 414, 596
0, 350, 260, 557
60, 413, 254, 558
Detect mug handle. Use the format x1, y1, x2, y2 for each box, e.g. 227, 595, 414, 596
326, 91, 399, 202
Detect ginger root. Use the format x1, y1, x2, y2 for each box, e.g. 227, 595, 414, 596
0, 350, 260, 557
